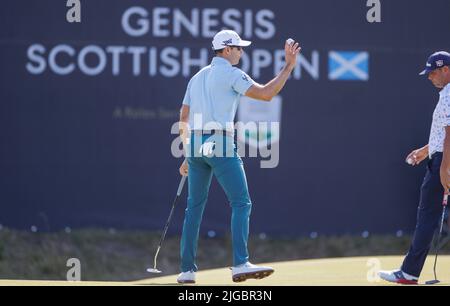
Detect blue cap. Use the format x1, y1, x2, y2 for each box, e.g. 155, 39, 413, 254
419, 51, 450, 75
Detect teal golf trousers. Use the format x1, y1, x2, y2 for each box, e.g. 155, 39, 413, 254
180, 132, 252, 272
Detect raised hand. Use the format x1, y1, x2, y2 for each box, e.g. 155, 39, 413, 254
285, 39, 301, 69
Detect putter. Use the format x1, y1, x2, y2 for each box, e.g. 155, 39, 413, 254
147, 175, 187, 273
425, 192, 448, 285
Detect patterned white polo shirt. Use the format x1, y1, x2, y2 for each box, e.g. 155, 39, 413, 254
428, 83, 450, 158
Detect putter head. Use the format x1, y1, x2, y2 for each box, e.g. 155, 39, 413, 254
146, 268, 162, 274
425, 279, 440, 285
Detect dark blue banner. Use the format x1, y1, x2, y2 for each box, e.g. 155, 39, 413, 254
1, 0, 450, 236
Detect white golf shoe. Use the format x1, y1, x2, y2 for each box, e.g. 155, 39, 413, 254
177, 270, 196, 284
231, 262, 274, 283
378, 269, 418, 285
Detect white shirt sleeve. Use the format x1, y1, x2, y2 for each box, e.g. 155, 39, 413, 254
231, 68, 255, 95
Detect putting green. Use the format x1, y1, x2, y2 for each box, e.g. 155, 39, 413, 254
1, 256, 449, 286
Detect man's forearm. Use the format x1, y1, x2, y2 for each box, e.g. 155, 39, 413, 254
179, 121, 189, 148
179, 105, 190, 155
440, 128, 450, 192
262, 64, 295, 98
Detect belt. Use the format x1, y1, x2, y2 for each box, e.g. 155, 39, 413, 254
191, 130, 234, 137
430, 152, 443, 159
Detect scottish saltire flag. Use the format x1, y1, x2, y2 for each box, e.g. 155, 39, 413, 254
328, 51, 369, 81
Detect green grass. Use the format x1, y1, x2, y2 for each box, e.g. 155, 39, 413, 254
0, 227, 449, 281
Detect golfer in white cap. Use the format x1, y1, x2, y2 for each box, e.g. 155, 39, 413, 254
177, 29, 301, 284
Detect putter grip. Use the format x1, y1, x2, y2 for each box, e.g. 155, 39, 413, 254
177, 175, 187, 196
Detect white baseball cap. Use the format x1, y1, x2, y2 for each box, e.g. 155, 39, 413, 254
211, 30, 252, 50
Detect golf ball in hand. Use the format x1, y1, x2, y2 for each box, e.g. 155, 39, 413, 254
407, 158, 414, 165
286, 38, 294, 45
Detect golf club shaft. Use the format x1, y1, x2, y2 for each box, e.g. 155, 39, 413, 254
153, 175, 187, 268
431, 192, 448, 280
177, 175, 187, 196
153, 246, 161, 270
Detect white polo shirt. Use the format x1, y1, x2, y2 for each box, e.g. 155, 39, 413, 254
182, 57, 255, 133
428, 83, 450, 157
